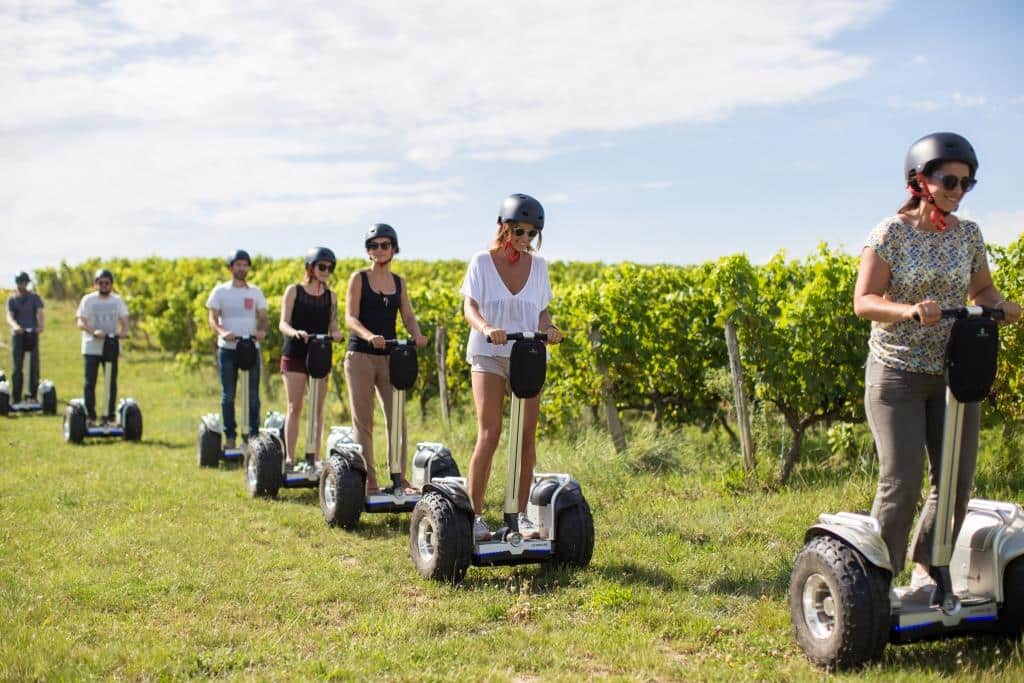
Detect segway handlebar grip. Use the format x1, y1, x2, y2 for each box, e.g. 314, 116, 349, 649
487, 331, 549, 343
383, 338, 410, 348
912, 306, 1005, 322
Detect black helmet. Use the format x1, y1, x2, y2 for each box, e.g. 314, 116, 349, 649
905, 132, 978, 183
304, 247, 336, 268
498, 193, 544, 230
15, 271, 30, 284
365, 224, 399, 252
226, 249, 251, 268
94, 268, 114, 283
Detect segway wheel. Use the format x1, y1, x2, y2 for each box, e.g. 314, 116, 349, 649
999, 557, 1024, 636
63, 404, 86, 443
122, 404, 143, 441
245, 434, 282, 498
409, 492, 472, 584
789, 535, 890, 670
319, 455, 365, 528
41, 385, 57, 415
0, 391, 8, 416
554, 498, 595, 568
197, 422, 222, 468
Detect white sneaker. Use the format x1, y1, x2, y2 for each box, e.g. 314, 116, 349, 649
474, 515, 492, 541
517, 513, 541, 539
905, 568, 937, 600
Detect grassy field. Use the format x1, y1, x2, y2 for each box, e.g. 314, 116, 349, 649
2, 302, 1024, 681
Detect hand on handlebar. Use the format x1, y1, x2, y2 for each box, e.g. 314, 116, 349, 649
222, 331, 237, 342
331, 330, 344, 343
546, 326, 564, 344
293, 330, 309, 342
92, 329, 106, 339
907, 300, 941, 326
368, 334, 386, 350
996, 301, 1022, 325
483, 326, 507, 345
413, 333, 428, 348
254, 330, 267, 341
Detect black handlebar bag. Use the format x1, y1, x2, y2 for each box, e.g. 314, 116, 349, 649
509, 339, 546, 399
945, 317, 998, 403
235, 338, 258, 371
389, 346, 418, 391
102, 336, 120, 363
306, 338, 333, 379
21, 330, 37, 352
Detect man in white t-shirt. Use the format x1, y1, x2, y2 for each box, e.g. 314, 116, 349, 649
206, 250, 269, 448
76, 268, 131, 424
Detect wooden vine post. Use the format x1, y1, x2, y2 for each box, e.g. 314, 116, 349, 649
588, 327, 627, 453
724, 320, 756, 470
435, 324, 450, 428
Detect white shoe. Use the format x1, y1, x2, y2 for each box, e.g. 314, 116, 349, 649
474, 515, 492, 541
517, 513, 541, 539
905, 568, 937, 600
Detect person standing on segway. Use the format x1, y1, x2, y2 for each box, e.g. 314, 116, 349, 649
279, 247, 343, 470
76, 269, 130, 426
853, 132, 1021, 596
461, 194, 564, 541
206, 250, 269, 450
6, 272, 45, 404
343, 224, 429, 494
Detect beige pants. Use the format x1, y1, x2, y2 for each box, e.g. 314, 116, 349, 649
343, 350, 407, 478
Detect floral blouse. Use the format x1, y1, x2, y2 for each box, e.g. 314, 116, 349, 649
865, 216, 988, 374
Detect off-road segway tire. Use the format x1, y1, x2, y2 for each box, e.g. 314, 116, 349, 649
789, 534, 891, 670
63, 404, 86, 443
197, 423, 222, 468
41, 386, 57, 415
554, 498, 595, 567
409, 492, 472, 584
320, 455, 365, 528
122, 404, 143, 441
245, 434, 282, 498
0, 391, 8, 416
999, 557, 1024, 637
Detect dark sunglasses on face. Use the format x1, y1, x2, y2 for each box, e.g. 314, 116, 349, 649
512, 227, 539, 238
931, 173, 977, 193
367, 241, 393, 250
315, 262, 334, 273
96, 280, 112, 286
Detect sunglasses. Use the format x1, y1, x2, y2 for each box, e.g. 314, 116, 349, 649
367, 241, 393, 250
512, 227, 539, 238
96, 280, 112, 286
315, 262, 335, 273
930, 173, 977, 193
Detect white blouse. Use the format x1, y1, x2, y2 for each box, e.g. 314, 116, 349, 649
460, 251, 553, 361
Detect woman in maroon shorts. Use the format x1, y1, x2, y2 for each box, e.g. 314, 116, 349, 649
278, 247, 344, 469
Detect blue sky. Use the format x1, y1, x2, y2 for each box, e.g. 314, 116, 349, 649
4, 0, 1023, 280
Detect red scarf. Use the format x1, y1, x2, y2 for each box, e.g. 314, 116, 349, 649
502, 239, 521, 264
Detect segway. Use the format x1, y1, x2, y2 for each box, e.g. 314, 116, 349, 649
63, 335, 142, 443
0, 329, 57, 416
790, 306, 1024, 669
198, 337, 259, 467
243, 334, 333, 498
409, 331, 594, 583
319, 339, 460, 529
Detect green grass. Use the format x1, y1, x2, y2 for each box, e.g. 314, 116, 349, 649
2, 302, 1024, 680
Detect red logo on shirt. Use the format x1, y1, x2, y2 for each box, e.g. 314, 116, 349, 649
244, 298, 254, 310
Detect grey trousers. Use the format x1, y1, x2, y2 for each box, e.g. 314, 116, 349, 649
865, 354, 980, 573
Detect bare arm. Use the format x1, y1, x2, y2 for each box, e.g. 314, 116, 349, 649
968, 263, 1022, 324
118, 314, 130, 337
255, 307, 269, 341
853, 247, 942, 326
329, 290, 343, 342
35, 307, 44, 334
279, 285, 305, 340
537, 308, 563, 344
398, 277, 427, 347
344, 272, 375, 341
207, 307, 233, 341
5, 302, 18, 333
464, 295, 505, 344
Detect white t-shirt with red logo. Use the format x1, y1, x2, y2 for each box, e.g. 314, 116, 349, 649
205, 281, 268, 349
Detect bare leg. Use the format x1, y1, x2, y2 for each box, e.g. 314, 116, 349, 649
282, 371, 307, 465
467, 371, 506, 514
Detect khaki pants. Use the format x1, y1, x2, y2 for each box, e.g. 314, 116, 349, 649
344, 350, 407, 477
865, 354, 979, 573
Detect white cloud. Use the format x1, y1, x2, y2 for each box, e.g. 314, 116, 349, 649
952, 92, 986, 107
2, 0, 890, 273
887, 96, 942, 112
638, 181, 673, 191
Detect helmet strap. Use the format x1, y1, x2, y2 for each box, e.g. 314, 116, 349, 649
502, 239, 522, 264
907, 176, 949, 231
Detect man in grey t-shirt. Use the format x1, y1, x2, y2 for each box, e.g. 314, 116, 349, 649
76, 269, 130, 423
5, 272, 45, 402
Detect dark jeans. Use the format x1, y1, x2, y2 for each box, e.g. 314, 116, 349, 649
84, 354, 118, 421
11, 333, 40, 402
219, 347, 261, 439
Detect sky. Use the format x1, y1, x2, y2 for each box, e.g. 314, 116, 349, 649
4, 0, 1023, 280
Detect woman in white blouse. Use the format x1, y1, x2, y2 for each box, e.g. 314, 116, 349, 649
460, 194, 564, 541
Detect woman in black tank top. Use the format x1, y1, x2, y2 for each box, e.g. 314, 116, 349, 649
278, 247, 343, 468
343, 224, 428, 493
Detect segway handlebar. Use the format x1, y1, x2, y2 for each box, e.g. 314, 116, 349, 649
486, 331, 549, 343
913, 305, 1006, 322
383, 338, 411, 348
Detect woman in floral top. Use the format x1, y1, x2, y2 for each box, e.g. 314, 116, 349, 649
853, 132, 1021, 595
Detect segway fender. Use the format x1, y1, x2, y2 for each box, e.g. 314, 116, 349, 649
422, 479, 474, 516
0, 380, 9, 395
805, 512, 893, 573
331, 446, 367, 474
953, 499, 1024, 602
200, 413, 224, 433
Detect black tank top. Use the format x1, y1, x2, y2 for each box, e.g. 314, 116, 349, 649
347, 271, 401, 355
282, 284, 332, 358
